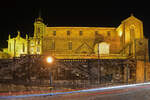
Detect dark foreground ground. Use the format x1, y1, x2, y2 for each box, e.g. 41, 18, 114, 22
1, 84, 150, 100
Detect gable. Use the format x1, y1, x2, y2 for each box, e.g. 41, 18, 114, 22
122, 15, 142, 24
75, 42, 93, 54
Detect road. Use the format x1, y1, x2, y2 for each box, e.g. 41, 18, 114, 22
1, 83, 150, 100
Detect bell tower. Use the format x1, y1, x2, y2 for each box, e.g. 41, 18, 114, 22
32, 11, 46, 55
34, 12, 46, 38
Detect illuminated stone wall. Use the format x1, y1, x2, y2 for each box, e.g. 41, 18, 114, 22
117, 15, 149, 61
0, 51, 3, 59
7, 31, 28, 57
117, 15, 144, 46
136, 61, 145, 83
3, 15, 149, 59
145, 62, 150, 82
43, 27, 120, 55
29, 37, 42, 55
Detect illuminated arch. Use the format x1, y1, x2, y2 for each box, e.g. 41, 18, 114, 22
129, 24, 135, 41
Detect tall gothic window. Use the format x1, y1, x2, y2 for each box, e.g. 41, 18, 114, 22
67, 31, 71, 36
107, 31, 111, 36
68, 41, 72, 50
95, 31, 99, 35
38, 27, 40, 33
37, 47, 40, 52
53, 31, 56, 36
31, 41, 34, 46
79, 31, 83, 36
51, 40, 55, 50
130, 28, 135, 41
31, 48, 34, 54
37, 40, 40, 45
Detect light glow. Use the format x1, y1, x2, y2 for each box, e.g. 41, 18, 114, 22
46, 57, 53, 63
119, 31, 123, 37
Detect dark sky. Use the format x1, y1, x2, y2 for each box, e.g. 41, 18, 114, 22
0, 7, 150, 48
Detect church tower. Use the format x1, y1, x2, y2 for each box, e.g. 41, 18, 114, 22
31, 11, 46, 55
118, 14, 149, 61
34, 12, 46, 38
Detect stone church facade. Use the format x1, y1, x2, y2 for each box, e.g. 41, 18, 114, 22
3, 14, 149, 61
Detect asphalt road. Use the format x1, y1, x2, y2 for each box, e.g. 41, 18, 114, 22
1, 84, 150, 100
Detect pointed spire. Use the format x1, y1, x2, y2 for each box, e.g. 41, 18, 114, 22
9, 34, 11, 40
17, 30, 20, 37
26, 34, 28, 40
38, 8, 42, 18
36, 8, 43, 22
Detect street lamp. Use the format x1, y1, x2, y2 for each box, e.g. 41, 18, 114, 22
45, 56, 54, 90
97, 44, 101, 84
47, 56, 53, 64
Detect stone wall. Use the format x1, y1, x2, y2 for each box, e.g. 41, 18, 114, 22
0, 84, 50, 92
136, 61, 150, 83
136, 61, 145, 83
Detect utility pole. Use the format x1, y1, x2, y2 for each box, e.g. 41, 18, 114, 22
97, 44, 101, 84
46, 56, 54, 90
49, 70, 52, 87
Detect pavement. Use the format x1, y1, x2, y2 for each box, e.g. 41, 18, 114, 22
1, 83, 150, 100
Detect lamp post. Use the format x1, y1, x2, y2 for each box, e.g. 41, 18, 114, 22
97, 44, 101, 84
46, 56, 54, 89
47, 57, 53, 64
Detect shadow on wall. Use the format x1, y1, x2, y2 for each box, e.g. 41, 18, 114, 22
94, 34, 104, 45
148, 40, 150, 61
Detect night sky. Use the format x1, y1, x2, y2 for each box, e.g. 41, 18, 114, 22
0, 7, 150, 49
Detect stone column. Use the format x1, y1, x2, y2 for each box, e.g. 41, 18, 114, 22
124, 64, 130, 84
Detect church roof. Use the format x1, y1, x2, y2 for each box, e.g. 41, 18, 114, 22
122, 14, 143, 23
46, 27, 116, 30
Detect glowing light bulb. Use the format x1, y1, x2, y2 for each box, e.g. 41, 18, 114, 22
46, 57, 53, 63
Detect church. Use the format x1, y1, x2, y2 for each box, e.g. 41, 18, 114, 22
0, 14, 150, 84
0, 14, 149, 61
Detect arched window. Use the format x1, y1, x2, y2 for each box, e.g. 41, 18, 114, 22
37, 40, 40, 45
67, 31, 71, 36
53, 31, 56, 36
31, 48, 34, 54
79, 31, 83, 36
38, 27, 40, 33
107, 31, 111, 36
130, 25, 135, 41
130, 28, 135, 39
95, 31, 99, 35
37, 47, 40, 53
68, 41, 72, 50
51, 40, 55, 50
